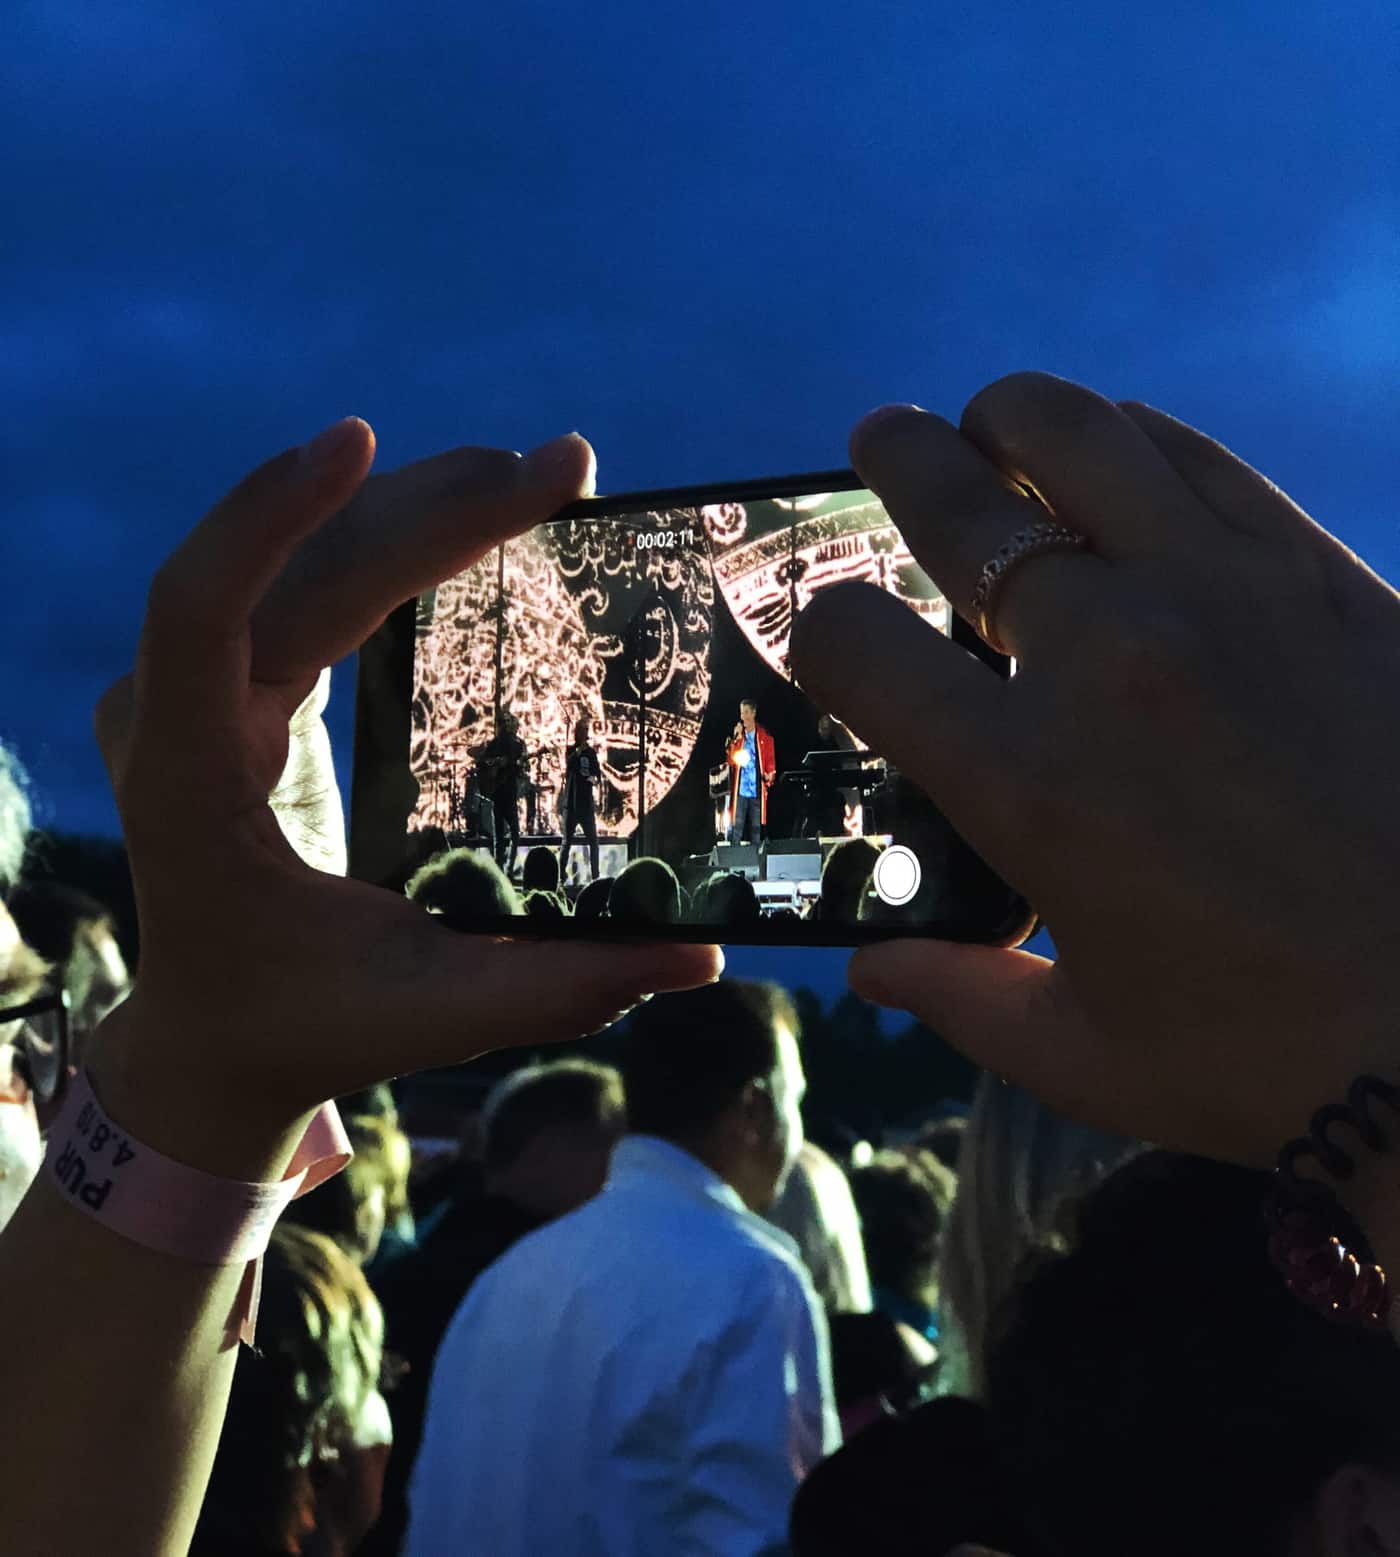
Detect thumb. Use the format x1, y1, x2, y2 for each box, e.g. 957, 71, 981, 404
438, 937, 727, 1052
848, 939, 1114, 1131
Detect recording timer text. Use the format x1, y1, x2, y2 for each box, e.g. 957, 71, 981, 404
629, 528, 697, 550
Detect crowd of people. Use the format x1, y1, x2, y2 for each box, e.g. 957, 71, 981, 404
4, 375, 1400, 1557
0, 810, 1138, 1555
397, 829, 889, 929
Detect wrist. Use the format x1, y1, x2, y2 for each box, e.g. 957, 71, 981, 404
1334, 1165, 1400, 1282
82, 1002, 314, 1183
1270, 1070, 1400, 1329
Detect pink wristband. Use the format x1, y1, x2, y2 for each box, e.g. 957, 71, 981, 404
44, 1068, 352, 1348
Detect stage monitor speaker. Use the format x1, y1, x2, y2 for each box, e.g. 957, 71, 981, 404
680, 853, 715, 894
818, 834, 891, 863
713, 842, 762, 882
765, 838, 823, 883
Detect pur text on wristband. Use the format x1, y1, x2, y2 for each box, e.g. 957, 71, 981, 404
43, 1068, 352, 1346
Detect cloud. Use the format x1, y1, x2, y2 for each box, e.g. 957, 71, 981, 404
2, 0, 1397, 852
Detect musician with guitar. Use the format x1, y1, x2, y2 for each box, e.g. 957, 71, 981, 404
472, 711, 527, 878
727, 698, 776, 846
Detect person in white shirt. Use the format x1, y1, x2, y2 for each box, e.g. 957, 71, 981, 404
405, 978, 841, 1557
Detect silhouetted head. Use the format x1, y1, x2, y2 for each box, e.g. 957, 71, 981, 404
479, 1059, 627, 1220
820, 838, 883, 924
703, 871, 761, 926
608, 857, 682, 926
522, 846, 560, 894
984, 1150, 1400, 1557
622, 980, 805, 1213
405, 847, 522, 924
574, 875, 614, 921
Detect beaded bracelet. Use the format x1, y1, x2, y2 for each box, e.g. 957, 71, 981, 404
1263, 1075, 1399, 1332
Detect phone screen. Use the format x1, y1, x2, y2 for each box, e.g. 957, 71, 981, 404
351, 471, 1033, 945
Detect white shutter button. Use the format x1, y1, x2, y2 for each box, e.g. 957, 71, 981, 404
872, 845, 922, 907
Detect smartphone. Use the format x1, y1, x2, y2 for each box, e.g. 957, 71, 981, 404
350, 470, 1034, 946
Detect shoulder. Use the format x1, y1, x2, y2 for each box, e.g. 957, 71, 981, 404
693, 1230, 822, 1357
603, 1171, 803, 1288
718, 1212, 813, 1302
434, 1213, 571, 1349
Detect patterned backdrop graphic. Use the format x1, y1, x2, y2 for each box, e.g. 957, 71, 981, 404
706, 492, 948, 683
412, 520, 714, 838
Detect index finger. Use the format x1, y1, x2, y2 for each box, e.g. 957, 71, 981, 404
849, 404, 1109, 660
133, 418, 378, 741
248, 434, 597, 691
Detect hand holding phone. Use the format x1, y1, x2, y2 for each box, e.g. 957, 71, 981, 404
91, 425, 721, 1134
792, 377, 1400, 1169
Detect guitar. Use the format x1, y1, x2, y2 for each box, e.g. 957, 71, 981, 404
473, 744, 546, 793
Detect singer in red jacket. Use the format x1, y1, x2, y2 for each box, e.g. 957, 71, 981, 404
727, 699, 776, 845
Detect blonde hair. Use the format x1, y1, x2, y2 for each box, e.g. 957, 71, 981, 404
280, 1113, 413, 1267
0, 936, 50, 1007
348, 1113, 412, 1227
934, 1073, 1145, 1399
765, 1141, 873, 1314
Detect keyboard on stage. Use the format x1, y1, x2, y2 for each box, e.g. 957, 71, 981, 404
779, 753, 892, 793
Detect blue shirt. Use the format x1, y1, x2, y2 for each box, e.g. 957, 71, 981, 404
406, 1136, 839, 1557
739, 730, 759, 799
872, 1286, 940, 1343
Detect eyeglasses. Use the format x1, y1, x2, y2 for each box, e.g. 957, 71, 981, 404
0, 987, 72, 1110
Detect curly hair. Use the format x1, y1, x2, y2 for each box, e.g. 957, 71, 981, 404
192, 1224, 384, 1555
849, 1148, 956, 1306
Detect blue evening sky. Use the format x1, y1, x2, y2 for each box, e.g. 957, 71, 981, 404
4, 2, 1396, 1002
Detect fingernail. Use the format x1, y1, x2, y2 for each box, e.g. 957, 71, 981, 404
858, 402, 925, 431
852, 978, 909, 1015
523, 431, 594, 494
300, 416, 363, 468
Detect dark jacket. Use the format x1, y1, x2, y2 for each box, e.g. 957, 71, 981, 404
361, 1191, 547, 1555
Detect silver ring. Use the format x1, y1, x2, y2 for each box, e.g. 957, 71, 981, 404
970, 521, 1090, 654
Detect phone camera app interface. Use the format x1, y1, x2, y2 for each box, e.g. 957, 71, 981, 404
402, 487, 1013, 937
